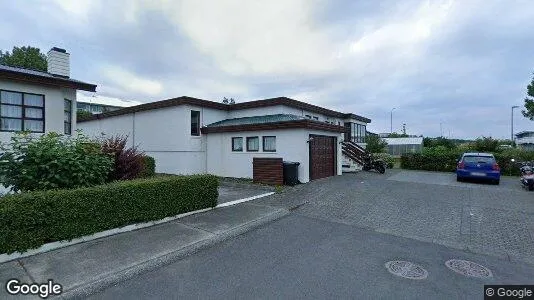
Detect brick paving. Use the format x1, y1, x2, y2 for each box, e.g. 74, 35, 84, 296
255, 169, 534, 265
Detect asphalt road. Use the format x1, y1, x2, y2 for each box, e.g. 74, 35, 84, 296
88, 170, 534, 299
88, 214, 534, 300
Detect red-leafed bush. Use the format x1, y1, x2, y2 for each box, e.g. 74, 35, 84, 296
100, 135, 145, 181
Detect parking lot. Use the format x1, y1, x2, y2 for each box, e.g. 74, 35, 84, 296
290, 169, 534, 264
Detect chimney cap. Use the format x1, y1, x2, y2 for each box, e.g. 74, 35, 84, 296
50, 47, 67, 53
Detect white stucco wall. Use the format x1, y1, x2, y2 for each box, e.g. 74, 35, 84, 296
78, 102, 351, 180
78, 105, 230, 175
0, 80, 76, 144
206, 129, 343, 183
229, 105, 344, 125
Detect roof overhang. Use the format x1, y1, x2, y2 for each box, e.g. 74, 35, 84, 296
342, 113, 372, 123
78, 96, 372, 124
201, 120, 346, 134
0, 69, 97, 92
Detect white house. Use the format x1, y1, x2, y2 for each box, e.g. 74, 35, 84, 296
78, 96, 371, 183
0, 47, 97, 143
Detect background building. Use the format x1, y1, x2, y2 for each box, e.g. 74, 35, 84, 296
515, 131, 534, 151
382, 137, 424, 156
77, 93, 142, 114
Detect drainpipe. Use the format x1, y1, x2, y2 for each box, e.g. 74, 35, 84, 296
132, 112, 136, 146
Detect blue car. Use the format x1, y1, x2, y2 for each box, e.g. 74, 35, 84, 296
456, 152, 500, 185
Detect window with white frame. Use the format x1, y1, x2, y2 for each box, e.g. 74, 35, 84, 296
263, 136, 276, 152
246, 136, 259, 151
232, 137, 243, 151
0, 90, 44, 132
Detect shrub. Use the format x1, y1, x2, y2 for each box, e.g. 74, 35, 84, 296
372, 152, 395, 168
139, 155, 156, 178
366, 135, 388, 153
0, 174, 219, 254
401, 149, 463, 172
494, 149, 534, 176
100, 135, 145, 181
401, 147, 534, 175
0, 132, 113, 192
76, 110, 93, 121
473, 136, 499, 152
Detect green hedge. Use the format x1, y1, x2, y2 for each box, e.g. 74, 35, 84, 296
0, 175, 218, 254
139, 155, 156, 178
401, 152, 460, 172
401, 148, 534, 175
371, 153, 395, 168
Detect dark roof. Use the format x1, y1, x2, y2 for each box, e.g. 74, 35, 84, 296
0, 64, 97, 92
342, 113, 372, 124
78, 96, 371, 123
202, 115, 346, 134
206, 114, 305, 127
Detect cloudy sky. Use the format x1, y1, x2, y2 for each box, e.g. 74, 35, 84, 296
2, 0, 534, 139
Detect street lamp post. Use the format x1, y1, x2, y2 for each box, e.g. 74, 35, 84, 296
390, 108, 396, 134
512, 105, 519, 146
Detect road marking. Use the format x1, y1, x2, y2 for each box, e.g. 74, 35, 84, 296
217, 192, 275, 208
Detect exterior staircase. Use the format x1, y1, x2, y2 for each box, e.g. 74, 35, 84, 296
341, 141, 368, 172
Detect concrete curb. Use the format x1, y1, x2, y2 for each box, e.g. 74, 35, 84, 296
58, 208, 290, 299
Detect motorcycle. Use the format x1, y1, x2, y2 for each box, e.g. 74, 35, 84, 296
519, 161, 534, 191
361, 153, 386, 174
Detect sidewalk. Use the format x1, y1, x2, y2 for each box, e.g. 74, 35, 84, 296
0, 184, 290, 299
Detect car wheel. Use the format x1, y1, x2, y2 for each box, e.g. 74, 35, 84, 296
456, 176, 462, 182
494, 179, 500, 185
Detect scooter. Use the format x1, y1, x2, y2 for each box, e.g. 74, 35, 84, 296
519, 161, 534, 191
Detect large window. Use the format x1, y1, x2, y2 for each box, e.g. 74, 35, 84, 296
191, 110, 200, 136
263, 136, 276, 152
346, 122, 366, 143
246, 136, 259, 152
232, 137, 243, 152
0, 90, 44, 132
64, 99, 72, 135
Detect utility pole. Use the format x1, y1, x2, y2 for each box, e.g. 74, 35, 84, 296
402, 123, 406, 135
390, 108, 396, 134
512, 105, 519, 145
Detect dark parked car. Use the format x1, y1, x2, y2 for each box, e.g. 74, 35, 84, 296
456, 152, 500, 184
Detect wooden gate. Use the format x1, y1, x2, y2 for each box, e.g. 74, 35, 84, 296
309, 135, 336, 180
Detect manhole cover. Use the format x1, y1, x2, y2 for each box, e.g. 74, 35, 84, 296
385, 261, 428, 280
445, 259, 493, 279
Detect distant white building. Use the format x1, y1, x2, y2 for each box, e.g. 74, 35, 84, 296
77, 93, 142, 114
382, 137, 424, 156
515, 131, 534, 151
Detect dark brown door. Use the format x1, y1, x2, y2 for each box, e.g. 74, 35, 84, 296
309, 135, 337, 180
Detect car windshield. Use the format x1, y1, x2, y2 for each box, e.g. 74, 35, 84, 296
463, 156, 494, 164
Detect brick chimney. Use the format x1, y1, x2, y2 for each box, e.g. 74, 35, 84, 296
47, 47, 70, 78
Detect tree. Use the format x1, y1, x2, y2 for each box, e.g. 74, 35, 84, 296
472, 136, 499, 152
77, 110, 93, 120
522, 73, 534, 120
366, 134, 388, 153
222, 97, 235, 104
0, 46, 47, 72
388, 132, 409, 138
423, 137, 456, 149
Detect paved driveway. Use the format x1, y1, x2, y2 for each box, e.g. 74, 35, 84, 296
292, 169, 534, 264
